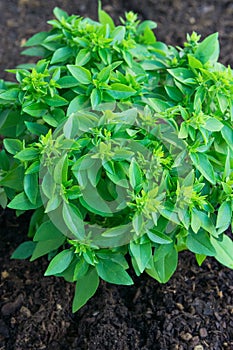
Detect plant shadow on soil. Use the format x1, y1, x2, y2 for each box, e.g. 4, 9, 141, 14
0, 0, 233, 349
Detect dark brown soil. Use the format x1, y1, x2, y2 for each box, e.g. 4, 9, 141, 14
0, 1, 233, 349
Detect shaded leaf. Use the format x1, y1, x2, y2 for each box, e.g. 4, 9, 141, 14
210, 234, 233, 269
187, 230, 216, 256
11, 241, 36, 259
72, 268, 99, 312
96, 259, 133, 285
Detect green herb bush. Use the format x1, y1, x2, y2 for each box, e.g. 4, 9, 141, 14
0, 6, 232, 312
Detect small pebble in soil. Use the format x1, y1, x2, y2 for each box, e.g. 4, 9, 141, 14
199, 327, 208, 338
10, 317, 17, 326
1, 270, 9, 279
180, 332, 192, 341
214, 312, 222, 321
189, 17, 196, 24
19, 306, 31, 318
194, 346, 204, 350
191, 336, 200, 346
176, 302, 184, 311
56, 304, 62, 311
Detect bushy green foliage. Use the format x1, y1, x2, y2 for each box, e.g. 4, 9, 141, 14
0, 6, 232, 312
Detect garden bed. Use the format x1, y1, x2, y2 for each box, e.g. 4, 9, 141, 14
0, 1, 233, 349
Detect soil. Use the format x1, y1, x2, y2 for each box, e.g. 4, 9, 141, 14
0, 1, 233, 349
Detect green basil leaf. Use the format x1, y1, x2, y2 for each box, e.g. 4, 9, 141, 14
165, 85, 183, 102
23, 102, 48, 117
75, 48, 92, 66
62, 202, 85, 240
107, 83, 136, 99
3, 139, 23, 155
44, 249, 74, 276
111, 26, 125, 44
8, 192, 42, 210
57, 75, 79, 88
190, 152, 216, 185
129, 158, 143, 191
217, 93, 228, 113
31, 234, 65, 261
67, 65, 92, 84
24, 172, 39, 204
53, 154, 68, 184
192, 209, 217, 237
98, 6, 115, 30
210, 234, 233, 269
221, 125, 233, 150
147, 229, 173, 244
67, 95, 89, 115
194, 33, 219, 64
191, 209, 201, 233
91, 88, 101, 109
96, 259, 133, 285
0, 188, 7, 209
195, 253, 206, 266
43, 95, 68, 107
11, 241, 36, 259
0, 165, 24, 191
53, 7, 68, 21
187, 230, 216, 256
73, 259, 89, 281
14, 148, 39, 161
147, 245, 178, 283
21, 46, 48, 57
94, 224, 133, 248
72, 268, 99, 312
25, 122, 48, 136
51, 47, 73, 64
44, 194, 62, 213
168, 68, 196, 85
130, 241, 152, 273
0, 88, 19, 101
23, 31, 49, 47
216, 202, 232, 229
0, 150, 10, 171
205, 118, 223, 132
132, 213, 144, 235
33, 221, 64, 242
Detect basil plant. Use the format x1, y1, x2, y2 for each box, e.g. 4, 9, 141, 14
0, 6, 232, 312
